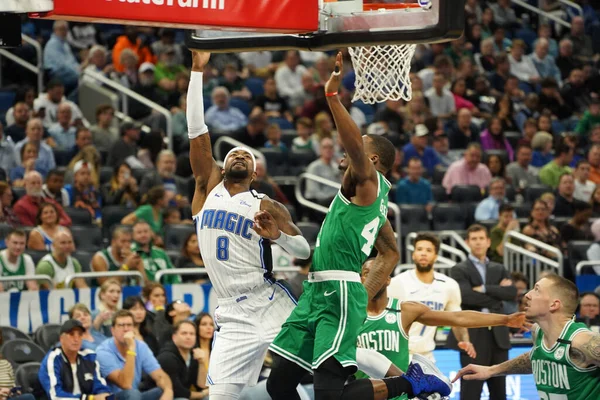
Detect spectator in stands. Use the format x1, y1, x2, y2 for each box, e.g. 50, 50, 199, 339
156, 300, 192, 344
131, 63, 168, 120
36, 230, 86, 289
0, 183, 18, 227
587, 144, 600, 185
218, 63, 251, 101
4, 102, 30, 143
194, 313, 215, 386
154, 46, 186, 95
561, 69, 592, 119
508, 39, 540, 88
152, 29, 183, 66
506, 144, 539, 191
112, 26, 156, 73
122, 186, 168, 237
67, 145, 101, 185
15, 119, 56, 172
486, 154, 506, 179
447, 108, 480, 150
96, 309, 173, 400
175, 233, 206, 282
122, 296, 159, 355
157, 320, 209, 399
34, 80, 83, 128
450, 77, 477, 113
264, 123, 288, 152
401, 124, 440, 177
0, 229, 37, 291
107, 123, 142, 169
81, 45, 113, 85
131, 221, 180, 284
588, 219, 600, 258
417, 54, 453, 92
556, 39, 582, 81
311, 112, 337, 155
374, 100, 405, 138
489, 53, 511, 95
205, 86, 248, 132
566, 16, 594, 63
538, 78, 571, 121
523, 198, 562, 254
432, 133, 458, 167
530, 131, 554, 168
480, 117, 514, 161
573, 159, 596, 202
492, 26, 513, 54
577, 293, 600, 328
253, 77, 293, 122
43, 21, 80, 93
560, 201, 593, 246
531, 39, 561, 84
396, 157, 434, 212
14, 171, 72, 227
591, 186, 600, 216
64, 160, 102, 221
139, 150, 188, 205
116, 48, 140, 89
489, 0, 517, 28
539, 142, 574, 188
27, 202, 67, 251
48, 103, 77, 151
576, 99, 600, 137
495, 94, 518, 132
92, 279, 122, 337
489, 204, 519, 263
442, 143, 492, 194
475, 178, 510, 221
305, 137, 341, 205
275, 51, 308, 100
540, 192, 556, 214
69, 303, 108, 351
400, 92, 431, 134
252, 159, 288, 203
5, 87, 35, 128
515, 94, 540, 134
554, 173, 589, 217
90, 105, 119, 153
291, 117, 314, 151
534, 24, 558, 58
102, 163, 140, 207
143, 282, 166, 312
38, 319, 111, 400
425, 73, 456, 120
517, 118, 537, 147
92, 227, 142, 285
10, 142, 44, 186
478, 38, 496, 72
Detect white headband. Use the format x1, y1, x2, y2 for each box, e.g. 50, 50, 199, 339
224, 146, 257, 172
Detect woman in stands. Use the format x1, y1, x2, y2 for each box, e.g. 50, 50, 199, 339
143, 282, 167, 312
101, 163, 140, 207
522, 198, 562, 259
27, 202, 67, 251
486, 154, 506, 179
589, 186, 600, 216
67, 145, 101, 187
480, 116, 515, 161
175, 232, 207, 283
121, 186, 168, 238
92, 278, 121, 337
531, 131, 554, 168
0, 182, 19, 227
194, 312, 214, 390
69, 303, 107, 350
10, 143, 48, 186
0, 328, 35, 400
122, 295, 159, 355
450, 78, 479, 114
494, 94, 518, 132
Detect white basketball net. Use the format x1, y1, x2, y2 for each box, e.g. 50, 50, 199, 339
348, 44, 417, 104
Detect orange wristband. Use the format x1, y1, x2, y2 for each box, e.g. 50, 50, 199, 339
325, 91, 338, 97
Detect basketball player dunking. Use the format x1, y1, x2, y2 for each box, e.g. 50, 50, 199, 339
187, 51, 311, 400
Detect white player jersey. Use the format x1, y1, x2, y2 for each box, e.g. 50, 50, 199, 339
194, 181, 273, 299
388, 269, 462, 357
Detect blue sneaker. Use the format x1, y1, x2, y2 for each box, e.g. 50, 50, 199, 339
402, 354, 452, 399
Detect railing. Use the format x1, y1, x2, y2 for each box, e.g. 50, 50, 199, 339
82, 69, 173, 150
503, 231, 563, 283
393, 263, 454, 277
559, 0, 582, 16
511, 0, 572, 28
404, 232, 467, 265
213, 136, 267, 165
155, 266, 301, 283
0, 34, 44, 94
64, 271, 144, 287
0, 274, 53, 288
576, 261, 600, 276
295, 173, 402, 250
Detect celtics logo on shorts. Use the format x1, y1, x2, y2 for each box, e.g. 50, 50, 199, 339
554, 347, 565, 360
385, 313, 397, 324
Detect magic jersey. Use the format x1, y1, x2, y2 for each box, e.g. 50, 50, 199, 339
388, 270, 462, 358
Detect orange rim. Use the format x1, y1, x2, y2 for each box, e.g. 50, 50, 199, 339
363, 3, 422, 11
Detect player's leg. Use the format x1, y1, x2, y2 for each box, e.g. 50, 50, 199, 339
209, 384, 245, 400
267, 353, 310, 400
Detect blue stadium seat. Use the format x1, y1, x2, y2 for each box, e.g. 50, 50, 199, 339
15, 362, 41, 393
431, 185, 448, 203
0, 91, 16, 116
245, 77, 265, 98
1, 326, 31, 342
230, 97, 251, 116
101, 206, 134, 239
164, 224, 195, 251
268, 117, 294, 130
450, 185, 483, 203
568, 241, 593, 275
524, 184, 552, 204
34, 324, 60, 351
71, 225, 103, 251
259, 147, 289, 176
0, 339, 45, 365
399, 204, 431, 236
65, 207, 93, 225
432, 204, 467, 231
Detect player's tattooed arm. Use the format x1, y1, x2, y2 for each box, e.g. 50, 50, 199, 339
363, 220, 400, 299
570, 331, 600, 367
260, 197, 302, 236
491, 352, 533, 376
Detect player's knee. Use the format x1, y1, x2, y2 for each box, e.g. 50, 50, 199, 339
313, 357, 349, 400
209, 383, 244, 400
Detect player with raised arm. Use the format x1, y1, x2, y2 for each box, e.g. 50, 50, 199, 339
388, 233, 476, 362
454, 274, 600, 399
186, 50, 311, 400
267, 52, 453, 400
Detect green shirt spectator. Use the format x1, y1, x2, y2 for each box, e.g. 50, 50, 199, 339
489, 204, 520, 263
132, 241, 180, 285
575, 108, 600, 136
122, 186, 168, 236
538, 142, 574, 189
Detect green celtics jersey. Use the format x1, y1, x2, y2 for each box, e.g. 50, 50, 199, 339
312, 171, 391, 273
531, 320, 600, 400
99, 247, 121, 271
132, 243, 181, 285
0, 251, 26, 291
355, 298, 409, 400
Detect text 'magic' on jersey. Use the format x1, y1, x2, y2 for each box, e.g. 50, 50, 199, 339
199, 208, 254, 240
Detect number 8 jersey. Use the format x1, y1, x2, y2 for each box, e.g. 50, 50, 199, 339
194, 181, 273, 299
312, 172, 391, 273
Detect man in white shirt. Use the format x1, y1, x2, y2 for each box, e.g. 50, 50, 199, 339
573, 159, 596, 202
508, 39, 540, 86
274, 51, 308, 100
388, 232, 474, 362
0, 229, 38, 292
34, 80, 84, 128
424, 73, 456, 120
304, 137, 341, 204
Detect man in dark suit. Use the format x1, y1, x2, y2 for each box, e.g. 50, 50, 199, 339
448, 224, 517, 400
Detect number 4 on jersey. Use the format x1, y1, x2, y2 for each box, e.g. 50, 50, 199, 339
361, 217, 379, 256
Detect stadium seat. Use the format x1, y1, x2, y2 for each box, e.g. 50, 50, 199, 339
483, 149, 509, 166
280, 130, 297, 148
432, 204, 467, 231
100, 166, 114, 185
26, 250, 48, 265
504, 184, 516, 202
132, 168, 152, 183
73, 250, 94, 273
230, 98, 252, 117
245, 77, 265, 98
166, 249, 180, 266
0, 91, 16, 116
297, 222, 320, 246
524, 184, 552, 204
12, 187, 26, 201
54, 149, 72, 167
34, 324, 61, 351
0, 339, 46, 365
568, 241, 593, 275
71, 225, 103, 251
431, 185, 448, 203
552, 217, 570, 231
102, 206, 134, 239
268, 117, 294, 130
478, 219, 498, 232
164, 224, 195, 251
432, 167, 447, 185
504, 131, 521, 150
398, 204, 430, 236
1, 326, 31, 342
512, 202, 532, 219
289, 149, 317, 176
15, 362, 41, 393
259, 147, 288, 176
0, 223, 12, 240
65, 208, 93, 225
450, 185, 483, 203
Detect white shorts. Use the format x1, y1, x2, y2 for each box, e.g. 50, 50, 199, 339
208, 281, 297, 386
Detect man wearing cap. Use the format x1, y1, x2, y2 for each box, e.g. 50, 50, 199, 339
401, 124, 441, 177
38, 319, 111, 400
106, 123, 142, 169
64, 160, 102, 221
130, 62, 166, 120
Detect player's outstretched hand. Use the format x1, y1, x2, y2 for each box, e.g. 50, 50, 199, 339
253, 210, 280, 240
324, 52, 343, 95
458, 341, 477, 359
452, 364, 492, 383
191, 50, 211, 72
506, 312, 531, 330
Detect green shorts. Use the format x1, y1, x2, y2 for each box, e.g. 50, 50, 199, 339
271, 274, 368, 372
